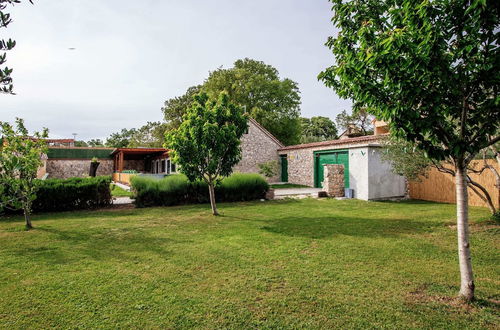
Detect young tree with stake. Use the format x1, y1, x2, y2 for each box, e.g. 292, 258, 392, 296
319, 0, 499, 301
165, 92, 248, 215
0, 118, 48, 229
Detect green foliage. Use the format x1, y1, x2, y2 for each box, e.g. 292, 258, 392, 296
300, 116, 338, 143
128, 121, 168, 148
165, 92, 248, 214
32, 176, 112, 212
162, 85, 202, 130
320, 0, 499, 163
166, 92, 248, 183
46, 147, 112, 160
74, 140, 88, 147
110, 184, 133, 198
0, 118, 48, 228
335, 109, 373, 136
0, 0, 32, 94
105, 128, 136, 148
162, 58, 302, 145
380, 135, 433, 181
131, 173, 269, 208
87, 139, 104, 147
257, 161, 279, 179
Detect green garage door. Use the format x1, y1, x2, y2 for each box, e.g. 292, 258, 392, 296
314, 150, 349, 188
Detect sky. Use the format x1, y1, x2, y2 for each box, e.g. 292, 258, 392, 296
2, 0, 351, 140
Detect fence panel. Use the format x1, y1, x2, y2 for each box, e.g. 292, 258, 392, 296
409, 160, 499, 208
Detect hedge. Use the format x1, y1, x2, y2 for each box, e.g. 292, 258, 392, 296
32, 176, 112, 212
131, 173, 269, 208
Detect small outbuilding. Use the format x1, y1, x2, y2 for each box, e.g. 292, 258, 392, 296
277, 131, 406, 201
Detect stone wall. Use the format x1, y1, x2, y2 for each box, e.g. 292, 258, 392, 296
46, 159, 114, 179
323, 164, 345, 197
233, 119, 282, 182
279, 142, 374, 188
123, 160, 145, 172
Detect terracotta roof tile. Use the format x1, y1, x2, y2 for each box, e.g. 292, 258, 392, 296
278, 134, 383, 151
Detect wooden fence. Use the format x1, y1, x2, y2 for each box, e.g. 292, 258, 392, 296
409, 160, 499, 209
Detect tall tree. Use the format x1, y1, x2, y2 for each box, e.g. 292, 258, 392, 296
335, 109, 373, 135
0, 0, 32, 94
0, 118, 48, 229
165, 92, 248, 216
320, 0, 499, 301
300, 116, 338, 143
128, 122, 168, 148
161, 59, 302, 145
105, 128, 136, 148
162, 85, 202, 130
87, 139, 104, 147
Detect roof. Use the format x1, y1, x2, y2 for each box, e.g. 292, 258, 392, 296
110, 147, 169, 155
248, 118, 284, 148
278, 134, 383, 151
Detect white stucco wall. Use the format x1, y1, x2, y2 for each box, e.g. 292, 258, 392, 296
348, 147, 370, 200
367, 147, 406, 199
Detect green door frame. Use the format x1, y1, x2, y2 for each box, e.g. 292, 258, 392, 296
280, 155, 288, 182
313, 149, 349, 188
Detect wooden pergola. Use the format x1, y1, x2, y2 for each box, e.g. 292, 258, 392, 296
111, 148, 169, 173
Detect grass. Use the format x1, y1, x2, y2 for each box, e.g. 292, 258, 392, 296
110, 184, 133, 198
0, 199, 498, 328
271, 183, 310, 189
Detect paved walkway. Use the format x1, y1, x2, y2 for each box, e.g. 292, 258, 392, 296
113, 197, 134, 205
273, 187, 322, 199
113, 182, 131, 191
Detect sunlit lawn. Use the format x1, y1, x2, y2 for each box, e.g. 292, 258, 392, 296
0, 199, 498, 328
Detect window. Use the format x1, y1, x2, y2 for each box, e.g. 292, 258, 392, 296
171, 162, 176, 173
161, 160, 166, 173
166, 159, 171, 174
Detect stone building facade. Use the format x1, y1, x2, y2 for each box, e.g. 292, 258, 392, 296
233, 118, 284, 182
46, 159, 114, 179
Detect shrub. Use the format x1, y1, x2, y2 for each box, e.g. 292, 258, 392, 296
131, 173, 269, 208
32, 176, 112, 212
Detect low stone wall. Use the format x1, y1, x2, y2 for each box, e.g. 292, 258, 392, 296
46, 159, 114, 179
323, 164, 345, 197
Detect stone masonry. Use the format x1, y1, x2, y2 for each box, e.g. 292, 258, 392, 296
46, 159, 114, 179
323, 164, 345, 197
233, 118, 283, 182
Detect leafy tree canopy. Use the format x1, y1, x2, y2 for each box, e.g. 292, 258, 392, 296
319, 0, 499, 302
0, 118, 48, 229
87, 139, 104, 147
162, 58, 302, 145
105, 128, 136, 148
165, 92, 248, 215
129, 121, 168, 148
300, 116, 338, 143
335, 108, 373, 136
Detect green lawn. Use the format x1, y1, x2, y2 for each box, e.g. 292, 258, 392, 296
0, 199, 498, 328
270, 183, 310, 189
110, 184, 133, 198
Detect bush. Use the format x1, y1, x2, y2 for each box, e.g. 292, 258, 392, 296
131, 173, 269, 208
32, 176, 112, 212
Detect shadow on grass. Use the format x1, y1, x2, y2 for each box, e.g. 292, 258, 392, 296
259, 215, 442, 239
10, 226, 180, 266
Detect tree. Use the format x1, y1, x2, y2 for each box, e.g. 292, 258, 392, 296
165, 92, 248, 215
74, 140, 88, 147
105, 128, 136, 148
335, 109, 373, 136
87, 139, 104, 147
257, 160, 279, 179
0, 0, 32, 94
162, 59, 302, 145
300, 116, 338, 143
319, 0, 499, 301
128, 122, 168, 148
381, 136, 499, 215
0, 118, 48, 229
162, 85, 202, 130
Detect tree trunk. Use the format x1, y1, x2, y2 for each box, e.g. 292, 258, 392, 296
208, 182, 219, 216
456, 165, 474, 301
24, 207, 32, 230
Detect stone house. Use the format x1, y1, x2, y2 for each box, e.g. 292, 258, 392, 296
38, 118, 284, 183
